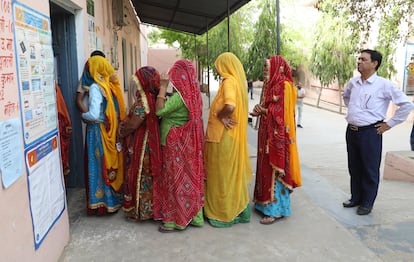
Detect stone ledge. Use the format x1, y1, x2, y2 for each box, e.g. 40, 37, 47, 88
383, 151, 414, 183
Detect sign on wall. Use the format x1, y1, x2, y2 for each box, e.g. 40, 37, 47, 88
0, 0, 24, 188
403, 42, 414, 96
14, 2, 57, 146
13, 2, 65, 250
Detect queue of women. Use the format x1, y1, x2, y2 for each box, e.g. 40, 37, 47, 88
78, 51, 302, 232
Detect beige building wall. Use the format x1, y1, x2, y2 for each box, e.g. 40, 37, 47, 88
148, 48, 182, 77
69, 0, 144, 106
0, 0, 146, 261
0, 2, 69, 262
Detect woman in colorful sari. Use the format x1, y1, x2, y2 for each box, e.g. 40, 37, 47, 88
204, 52, 252, 227
117, 66, 162, 221
250, 56, 301, 224
153, 59, 205, 233
55, 81, 72, 182
81, 55, 126, 215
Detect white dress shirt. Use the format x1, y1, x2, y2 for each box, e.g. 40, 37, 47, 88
343, 73, 414, 127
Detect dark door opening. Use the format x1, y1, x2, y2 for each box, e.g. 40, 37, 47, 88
50, 3, 84, 188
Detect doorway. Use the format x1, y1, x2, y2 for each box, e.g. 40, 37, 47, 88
50, 3, 84, 188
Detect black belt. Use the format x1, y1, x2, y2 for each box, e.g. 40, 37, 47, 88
348, 121, 383, 132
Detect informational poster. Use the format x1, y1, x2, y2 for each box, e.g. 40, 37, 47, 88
0, 0, 23, 189
12, 2, 65, 250
0, 118, 24, 188
88, 15, 97, 55
403, 43, 414, 96
25, 133, 65, 250
13, 2, 57, 146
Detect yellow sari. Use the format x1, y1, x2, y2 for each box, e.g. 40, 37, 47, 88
88, 56, 126, 191
204, 52, 252, 223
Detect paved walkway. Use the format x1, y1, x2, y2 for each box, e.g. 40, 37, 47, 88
59, 89, 414, 262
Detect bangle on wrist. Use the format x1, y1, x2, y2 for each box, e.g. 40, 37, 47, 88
157, 95, 166, 100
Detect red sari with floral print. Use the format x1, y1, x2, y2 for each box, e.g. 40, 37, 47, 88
121, 67, 162, 220
254, 56, 301, 204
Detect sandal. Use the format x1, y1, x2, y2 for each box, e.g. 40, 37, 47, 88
259, 216, 284, 225
158, 224, 185, 233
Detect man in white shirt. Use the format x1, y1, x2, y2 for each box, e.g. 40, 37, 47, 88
342, 49, 414, 215
296, 83, 305, 128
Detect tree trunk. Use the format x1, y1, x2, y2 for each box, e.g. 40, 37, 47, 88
316, 85, 323, 108
338, 85, 343, 114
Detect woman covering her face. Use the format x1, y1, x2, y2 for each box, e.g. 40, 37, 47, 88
153, 59, 205, 232
118, 66, 162, 221
81, 55, 126, 215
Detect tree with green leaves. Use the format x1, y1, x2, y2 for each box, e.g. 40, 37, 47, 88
316, 0, 414, 79
309, 13, 356, 113
245, 0, 306, 81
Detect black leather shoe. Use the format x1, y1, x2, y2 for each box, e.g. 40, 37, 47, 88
342, 200, 359, 208
357, 206, 372, 215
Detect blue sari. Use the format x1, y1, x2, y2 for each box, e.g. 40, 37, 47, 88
255, 179, 291, 217
83, 84, 122, 215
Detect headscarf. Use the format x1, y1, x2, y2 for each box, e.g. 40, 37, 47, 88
81, 61, 94, 88
215, 52, 249, 111
207, 52, 249, 142
81, 51, 106, 89
130, 66, 162, 176
168, 59, 203, 119
265, 56, 301, 188
86, 55, 126, 191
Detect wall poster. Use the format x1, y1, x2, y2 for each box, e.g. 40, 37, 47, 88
14, 2, 57, 146
403, 42, 414, 96
0, 0, 24, 188
13, 2, 65, 250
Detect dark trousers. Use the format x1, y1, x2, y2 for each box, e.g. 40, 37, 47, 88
248, 86, 253, 99
345, 126, 382, 208
410, 124, 414, 151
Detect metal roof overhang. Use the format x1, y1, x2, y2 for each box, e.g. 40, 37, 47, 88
131, 0, 251, 35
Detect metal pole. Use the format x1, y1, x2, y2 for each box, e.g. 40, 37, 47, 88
227, 0, 230, 52
206, 21, 210, 107
194, 34, 198, 82
276, 0, 280, 55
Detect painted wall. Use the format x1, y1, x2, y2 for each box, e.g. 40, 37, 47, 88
0, 0, 146, 260
148, 48, 182, 77
69, 0, 144, 105
0, 1, 69, 261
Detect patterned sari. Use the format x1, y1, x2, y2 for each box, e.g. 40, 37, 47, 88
55, 82, 72, 181
254, 56, 301, 217
82, 56, 126, 215
120, 67, 162, 221
153, 59, 205, 228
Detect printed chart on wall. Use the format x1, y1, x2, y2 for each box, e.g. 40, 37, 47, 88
404, 43, 414, 96
13, 2, 65, 250
14, 2, 57, 146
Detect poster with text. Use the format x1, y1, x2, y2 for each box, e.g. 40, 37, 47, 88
25, 133, 65, 250
0, 118, 24, 188
13, 2, 65, 250
403, 43, 414, 96
13, 2, 57, 146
